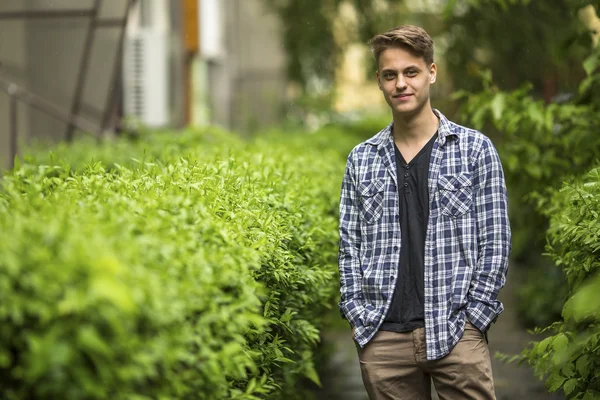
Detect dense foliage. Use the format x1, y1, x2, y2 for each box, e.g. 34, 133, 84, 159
453, 2, 600, 327
0, 126, 358, 399
443, 0, 591, 97
520, 166, 600, 399
451, 2, 600, 397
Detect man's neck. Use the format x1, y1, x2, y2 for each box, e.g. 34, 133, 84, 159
392, 106, 439, 145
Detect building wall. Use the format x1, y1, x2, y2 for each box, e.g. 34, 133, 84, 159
0, 0, 129, 169
232, 0, 287, 132
202, 0, 287, 132
123, 0, 186, 129
0, 0, 287, 169
25, 0, 126, 141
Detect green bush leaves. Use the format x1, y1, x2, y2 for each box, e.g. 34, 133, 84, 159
0, 126, 355, 399
521, 166, 600, 399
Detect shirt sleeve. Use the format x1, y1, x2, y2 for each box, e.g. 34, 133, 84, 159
467, 138, 512, 332
338, 153, 365, 328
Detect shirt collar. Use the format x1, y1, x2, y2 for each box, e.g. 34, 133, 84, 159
365, 109, 459, 148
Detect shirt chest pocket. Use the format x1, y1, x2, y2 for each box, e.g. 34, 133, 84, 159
437, 173, 473, 217
358, 180, 385, 224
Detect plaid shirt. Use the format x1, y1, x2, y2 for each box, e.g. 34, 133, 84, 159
338, 109, 511, 361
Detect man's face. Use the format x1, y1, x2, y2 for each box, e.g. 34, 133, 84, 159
376, 47, 436, 117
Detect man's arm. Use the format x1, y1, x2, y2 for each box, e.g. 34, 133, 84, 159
338, 154, 365, 330
467, 138, 512, 333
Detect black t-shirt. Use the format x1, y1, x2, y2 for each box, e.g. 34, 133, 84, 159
381, 132, 437, 333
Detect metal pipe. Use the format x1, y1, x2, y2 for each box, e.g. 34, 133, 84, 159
65, 0, 101, 142
100, 0, 136, 135
9, 87, 17, 169
0, 79, 101, 136
96, 18, 126, 28
0, 10, 94, 19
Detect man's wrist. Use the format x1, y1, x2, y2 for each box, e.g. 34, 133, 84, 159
466, 299, 499, 333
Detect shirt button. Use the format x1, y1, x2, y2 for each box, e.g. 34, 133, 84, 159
404, 183, 408, 188
393, 246, 399, 252
404, 173, 409, 178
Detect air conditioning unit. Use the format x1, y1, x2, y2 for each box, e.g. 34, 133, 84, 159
123, 30, 169, 127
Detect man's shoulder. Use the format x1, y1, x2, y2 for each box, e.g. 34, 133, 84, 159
446, 118, 489, 143
347, 122, 393, 160
442, 117, 500, 170
444, 117, 496, 154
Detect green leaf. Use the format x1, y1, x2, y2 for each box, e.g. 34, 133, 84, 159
491, 93, 506, 121
77, 325, 112, 357
553, 334, 569, 354
537, 336, 553, 354
563, 378, 578, 395
90, 276, 135, 312
562, 362, 575, 378
0, 349, 12, 368
245, 378, 257, 394
576, 355, 591, 379
546, 372, 566, 392
583, 51, 600, 76
303, 362, 322, 387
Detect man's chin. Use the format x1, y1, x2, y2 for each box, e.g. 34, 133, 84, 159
393, 105, 418, 116
392, 101, 429, 117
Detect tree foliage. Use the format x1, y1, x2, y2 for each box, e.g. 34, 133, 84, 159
262, 0, 340, 91
520, 166, 600, 399
451, 1, 600, 327
451, 2, 600, 397
260, 0, 408, 96
443, 0, 593, 98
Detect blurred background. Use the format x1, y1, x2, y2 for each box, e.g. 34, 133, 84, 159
1, 0, 600, 399
1, 0, 597, 159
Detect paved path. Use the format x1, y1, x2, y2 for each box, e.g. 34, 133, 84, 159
314, 270, 564, 399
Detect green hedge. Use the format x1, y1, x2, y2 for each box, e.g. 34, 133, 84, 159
455, 43, 600, 327
0, 126, 356, 399
521, 166, 600, 399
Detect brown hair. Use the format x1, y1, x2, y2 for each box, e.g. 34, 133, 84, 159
368, 25, 434, 67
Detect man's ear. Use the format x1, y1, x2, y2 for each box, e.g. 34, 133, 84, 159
429, 63, 437, 84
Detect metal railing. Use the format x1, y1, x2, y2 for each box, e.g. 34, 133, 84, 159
1, 78, 103, 167
0, 0, 136, 169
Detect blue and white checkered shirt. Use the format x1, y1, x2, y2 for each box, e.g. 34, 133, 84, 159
338, 109, 511, 361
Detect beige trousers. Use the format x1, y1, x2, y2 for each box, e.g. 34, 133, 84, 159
357, 323, 495, 400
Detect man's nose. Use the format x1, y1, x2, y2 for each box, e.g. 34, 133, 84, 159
396, 76, 407, 90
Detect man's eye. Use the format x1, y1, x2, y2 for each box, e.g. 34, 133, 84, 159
384, 74, 395, 80
406, 70, 417, 77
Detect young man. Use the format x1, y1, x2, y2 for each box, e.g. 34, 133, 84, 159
337, 25, 511, 399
